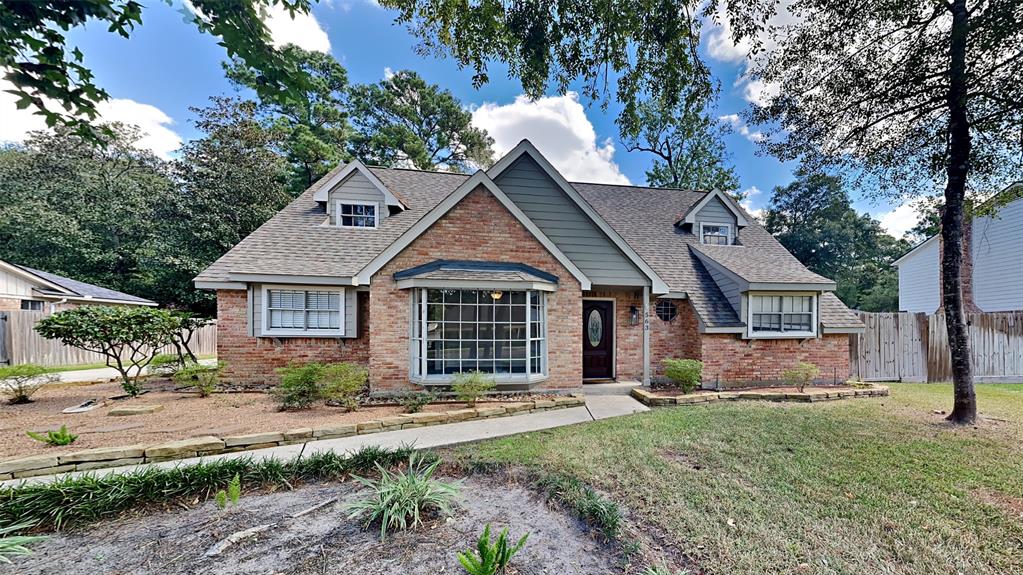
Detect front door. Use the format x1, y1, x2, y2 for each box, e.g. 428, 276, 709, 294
583, 300, 614, 379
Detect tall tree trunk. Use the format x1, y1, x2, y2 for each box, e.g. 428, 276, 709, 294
943, 0, 976, 424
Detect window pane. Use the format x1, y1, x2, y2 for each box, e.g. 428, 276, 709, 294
752, 313, 781, 331
783, 313, 812, 331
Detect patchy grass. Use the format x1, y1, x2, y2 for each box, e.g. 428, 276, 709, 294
452, 384, 1023, 575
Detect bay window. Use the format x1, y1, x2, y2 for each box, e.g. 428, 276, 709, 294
262, 286, 344, 336
411, 288, 547, 382
748, 293, 816, 337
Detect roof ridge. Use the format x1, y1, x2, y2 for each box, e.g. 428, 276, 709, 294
368, 165, 473, 177
570, 180, 709, 194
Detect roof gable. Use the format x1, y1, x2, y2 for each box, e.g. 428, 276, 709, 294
679, 189, 749, 228
311, 159, 407, 209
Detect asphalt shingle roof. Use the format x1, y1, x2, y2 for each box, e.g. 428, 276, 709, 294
17, 265, 155, 305
196, 164, 861, 329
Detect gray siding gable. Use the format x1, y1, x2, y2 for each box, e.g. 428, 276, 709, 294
494, 156, 648, 286
696, 196, 738, 227
326, 171, 387, 226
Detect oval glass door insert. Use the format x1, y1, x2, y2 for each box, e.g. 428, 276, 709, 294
587, 309, 603, 348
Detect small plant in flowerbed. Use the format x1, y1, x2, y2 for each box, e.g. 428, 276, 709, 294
0, 364, 56, 405
173, 361, 224, 398
451, 370, 496, 407
536, 473, 622, 541
345, 452, 461, 540
661, 359, 703, 394
272, 362, 367, 411
783, 362, 820, 392
26, 424, 78, 446
398, 391, 436, 414
457, 524, 529, 575
214, 474, 242, 510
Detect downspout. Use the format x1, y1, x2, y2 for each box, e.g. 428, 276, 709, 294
49, 298, 68, 314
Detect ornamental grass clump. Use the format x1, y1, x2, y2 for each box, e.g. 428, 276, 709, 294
662, 359, 702, 394
0, 364, 55, 405
345, 453, 460, 540
451, 370, 496, 407
0, 522, 47, 564
783, 362, 820, 392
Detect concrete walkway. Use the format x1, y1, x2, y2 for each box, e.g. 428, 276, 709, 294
50, 358, 218, 385
1, 388, 648, 487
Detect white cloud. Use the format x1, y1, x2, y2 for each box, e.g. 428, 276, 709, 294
877, 201, 923, 239
719, 113, 766, 143
472, 92, 630, 184
262, 4, 331, 52
383, 67, 395, 80
739, 185, 766, 220
0, 77, 181, 159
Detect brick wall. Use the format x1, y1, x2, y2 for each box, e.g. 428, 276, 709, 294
370, 185, 583, 393
584, 290, 702, 381
216, 289, 370, 387
0, 298, 23, 311
700, 333, 850, 387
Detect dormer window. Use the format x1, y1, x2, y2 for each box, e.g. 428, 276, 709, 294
337, 201, 378, 229
700, 223, 732, 245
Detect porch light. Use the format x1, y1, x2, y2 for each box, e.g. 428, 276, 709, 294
490, 290, 504, 301
629, 305, 639, 326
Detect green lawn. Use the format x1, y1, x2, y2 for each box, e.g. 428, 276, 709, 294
455, 384, 1023, 575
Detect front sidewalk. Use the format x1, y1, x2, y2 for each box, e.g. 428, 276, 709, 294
1, 389, 648, 487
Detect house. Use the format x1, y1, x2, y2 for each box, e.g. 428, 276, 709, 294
0, 259, 156, 312
195, 140, 863, 392
893, 183, 1023, 314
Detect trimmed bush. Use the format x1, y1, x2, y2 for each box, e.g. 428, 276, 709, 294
0, 364, 55, 405
272, 363, 324, 410
782, 362, 820, 392
345, 453, 461, 540
662, 359, 702, 394
398, 391, 435, 414
320, 362, 368, 411
451, 370, 496, 407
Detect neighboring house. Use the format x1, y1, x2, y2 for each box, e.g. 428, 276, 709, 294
196, 140, 863, 392
0, 259, 156, 312
894, 183, 1023, 314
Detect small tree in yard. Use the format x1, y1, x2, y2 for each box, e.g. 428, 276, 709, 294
0, 365, 57, 404
169, 312, 214, 364
782, 363, 820, 393
35, 306, 179, 397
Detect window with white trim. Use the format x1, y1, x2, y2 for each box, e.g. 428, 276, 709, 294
749, 294, 816, 336
337, 201, 378, 228
700, 223, 732, 245
411, 288, 547, 381
20, 300, 44, 311
263, 287, 344, 336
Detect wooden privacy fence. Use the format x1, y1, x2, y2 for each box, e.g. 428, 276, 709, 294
851, 311, 1023, 383
0, 310, 217, 368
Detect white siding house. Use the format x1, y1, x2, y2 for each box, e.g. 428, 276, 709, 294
894, 185, 1023, 313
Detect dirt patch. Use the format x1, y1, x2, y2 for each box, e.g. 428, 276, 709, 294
11, 476, 619, 575
658, 449, 706, 471
0, 381, 526, 460
973, 488, 1023, 520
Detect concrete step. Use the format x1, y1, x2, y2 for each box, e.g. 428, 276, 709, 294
582, 380, 642, 396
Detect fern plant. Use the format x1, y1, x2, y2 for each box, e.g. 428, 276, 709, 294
457, 524, 529, 575
0, 522, 47, 564
25, 425, 78, 446
345, 453, 460, 540
214, 474, 242, 510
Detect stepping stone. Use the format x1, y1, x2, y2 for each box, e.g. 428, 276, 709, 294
108, 404, 164, 416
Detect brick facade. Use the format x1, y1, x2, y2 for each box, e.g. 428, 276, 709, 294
700, 333, 850, 387
370, 185, 583, 393
216, 289, 370, 386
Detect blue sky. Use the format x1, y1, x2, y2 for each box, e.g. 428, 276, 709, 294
0, 0, 918, 235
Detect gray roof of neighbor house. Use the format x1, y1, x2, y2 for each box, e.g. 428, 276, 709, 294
14, 265, 156, 305
195, 163, 862, 330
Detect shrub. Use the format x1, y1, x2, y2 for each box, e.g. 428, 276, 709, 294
457, 524, 529, 575
26, 424, 78, 446
320, 362, 368, 411
398, 391, 435, 414
783, 362, 820, 392
0, 522, 47, 564
0, 364, 56, 405
451, 371, 496, 407
34, 306, 180, 396
662, 359, 703, 394
173, 361, 223, 398
0, 445, 419, 531
345, 453, 461, 540
272, 363, 324, 410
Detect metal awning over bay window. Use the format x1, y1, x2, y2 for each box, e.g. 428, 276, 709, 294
395, 261, 556, 385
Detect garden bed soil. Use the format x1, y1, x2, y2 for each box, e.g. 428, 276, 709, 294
646, 385, 857, 397
10, 476, 620, 575
0, 381, 536, 460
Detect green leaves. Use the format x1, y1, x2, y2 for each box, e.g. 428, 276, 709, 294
456, 524, 529, 575
26, 425, 78, 447
0, 522, 47, 564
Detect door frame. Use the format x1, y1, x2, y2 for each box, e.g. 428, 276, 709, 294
582, 297, 616, 381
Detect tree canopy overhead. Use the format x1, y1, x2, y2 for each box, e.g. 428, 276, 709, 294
1, 0, 317, 143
